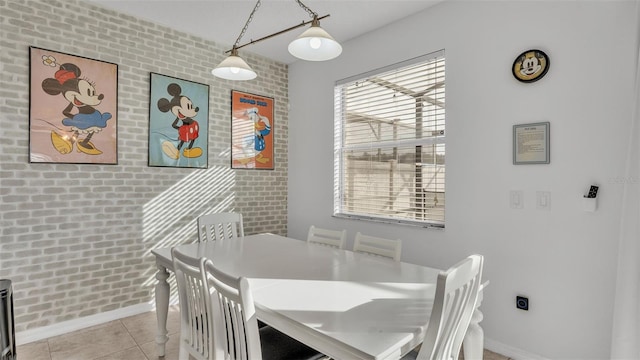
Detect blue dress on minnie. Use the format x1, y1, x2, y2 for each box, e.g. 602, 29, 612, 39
63, 111, 112, 130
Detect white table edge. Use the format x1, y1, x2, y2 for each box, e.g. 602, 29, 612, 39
150, 240, 487, 360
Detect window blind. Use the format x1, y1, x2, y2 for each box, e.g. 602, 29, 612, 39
334, 51, 445, 227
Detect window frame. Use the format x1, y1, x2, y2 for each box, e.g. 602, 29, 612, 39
333, 50, 446, 229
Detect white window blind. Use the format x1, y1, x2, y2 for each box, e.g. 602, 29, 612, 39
334, 51, 445, 228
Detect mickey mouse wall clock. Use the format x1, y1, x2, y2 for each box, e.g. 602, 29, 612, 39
512, 49, 549, 83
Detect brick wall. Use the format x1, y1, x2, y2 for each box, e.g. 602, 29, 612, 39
0, 0, 288, 332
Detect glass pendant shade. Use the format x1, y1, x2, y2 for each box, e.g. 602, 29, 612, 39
211, 50, 257, 81
288, 20, 342, 61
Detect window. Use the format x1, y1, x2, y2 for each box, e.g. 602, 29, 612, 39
334, 51, 445, 228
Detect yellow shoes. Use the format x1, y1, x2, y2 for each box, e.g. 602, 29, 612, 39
183, 147, 202, 158
161, 142, 203, 159
51, 132, 102, 155
161, 141, 180, 159
50, 131, 72, 154
76, 141, 102, 155
255, 153, 270, 164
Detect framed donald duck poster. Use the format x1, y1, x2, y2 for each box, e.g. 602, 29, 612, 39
230, 90, 274, 170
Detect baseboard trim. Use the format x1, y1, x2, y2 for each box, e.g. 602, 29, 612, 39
485, 338, 551, 360
15, 302, 154, 346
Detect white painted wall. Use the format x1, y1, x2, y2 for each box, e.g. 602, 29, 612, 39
287, 1, 638, 358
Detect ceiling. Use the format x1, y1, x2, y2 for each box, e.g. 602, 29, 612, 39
90, 0, 443, 64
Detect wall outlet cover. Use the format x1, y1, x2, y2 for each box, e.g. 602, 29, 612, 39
516, 296, 529, 311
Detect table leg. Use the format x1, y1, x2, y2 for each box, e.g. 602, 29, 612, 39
463, 282, 487, 360
155, 264, 170, 357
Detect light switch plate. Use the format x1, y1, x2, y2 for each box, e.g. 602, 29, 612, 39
510, 190, 524, 209
536, 191, 551, 210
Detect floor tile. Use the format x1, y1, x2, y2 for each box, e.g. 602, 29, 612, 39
483, 349, 510, 360
122, 306, 181, 346
48, 320, 137, 360
139, 332, 181, 360
95, 345, 150, 360
14, 309, 513, 360
459, 348, 510, 360
16, 340, 51, 360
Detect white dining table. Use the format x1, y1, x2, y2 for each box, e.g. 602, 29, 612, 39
151, 233, 486, 360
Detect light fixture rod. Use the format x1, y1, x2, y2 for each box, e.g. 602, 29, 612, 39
225, 14, 330, 54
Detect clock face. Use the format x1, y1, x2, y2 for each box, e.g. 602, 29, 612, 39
512, 49, 549, 83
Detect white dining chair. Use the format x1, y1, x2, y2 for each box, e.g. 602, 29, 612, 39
353, 232, 402, 261
307, 225, 347, 249
172, 248, 212, 360
402, 254, 484, 360
200, 258, 326, 360
197, 212, 244, 242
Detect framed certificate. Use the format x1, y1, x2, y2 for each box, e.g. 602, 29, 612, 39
513, 122, 550, 164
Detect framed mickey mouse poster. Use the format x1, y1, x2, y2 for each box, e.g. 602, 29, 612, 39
148, 73, 209, 168
29, 46, 118, 164
512, 49, 550, 83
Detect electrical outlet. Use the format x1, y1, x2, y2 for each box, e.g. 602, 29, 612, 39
516, 296, 529, 311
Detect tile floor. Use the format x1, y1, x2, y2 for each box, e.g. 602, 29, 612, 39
17, 306, 182, 360
17, 307, 510, 360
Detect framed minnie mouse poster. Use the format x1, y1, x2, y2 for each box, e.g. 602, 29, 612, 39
148, 73, 209, 168
29, 46, 118, 164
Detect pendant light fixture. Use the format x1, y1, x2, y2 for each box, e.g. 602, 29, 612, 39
211, 0, 261, 81
288, 1, 342, 61
211, 47, 257, 80
212, 0, 341, 81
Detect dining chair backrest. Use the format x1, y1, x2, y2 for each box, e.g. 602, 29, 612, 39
306, 225, 347, 249
198, 212, 244, 242
353, 232, 402, 261
200, 258, 263, 360
171, 248, 212, 360
413, 254, 484, 360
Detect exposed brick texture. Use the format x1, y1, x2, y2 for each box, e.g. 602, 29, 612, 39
0, 0, 288, 332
